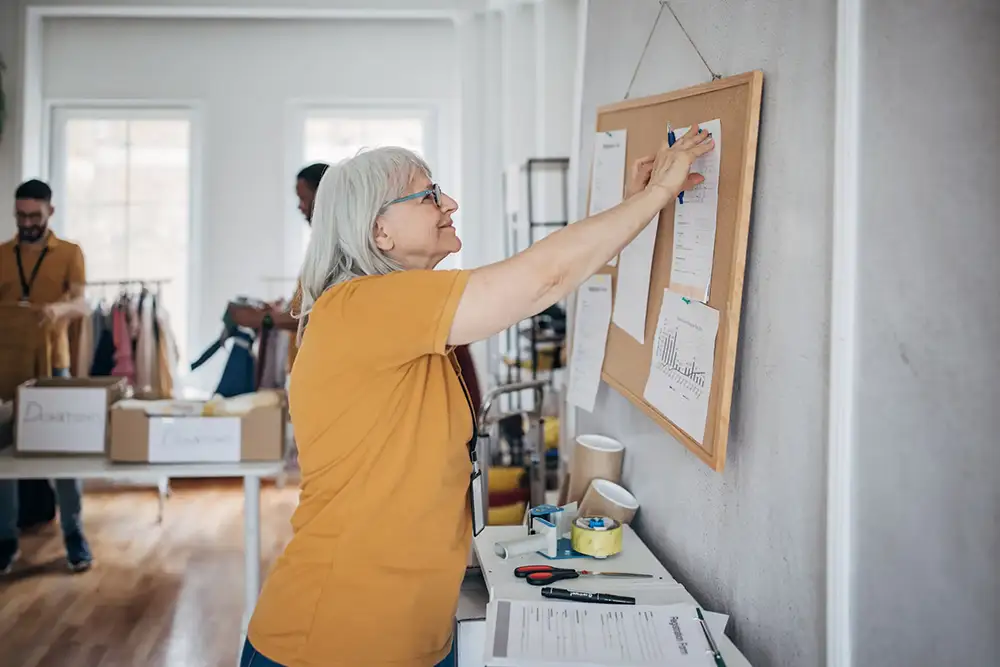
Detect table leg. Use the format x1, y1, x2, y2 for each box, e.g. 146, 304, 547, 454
157, 477, 170, 524
240, 475, 262, 663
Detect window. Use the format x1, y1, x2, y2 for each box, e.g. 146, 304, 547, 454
293, 108, 436, 264
303, 115, 427, 167
50, 107, 196, 363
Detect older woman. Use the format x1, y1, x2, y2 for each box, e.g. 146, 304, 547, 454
244, 128, 714, 667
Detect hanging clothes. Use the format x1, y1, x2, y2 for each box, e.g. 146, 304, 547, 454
134, 291, 157, 396
259, 326, 289, 390
110, 305, 136, 384
215, 329, 256, 398
155, 304, 180, 399
90, 306, 116, 377
83, 286, 180, 399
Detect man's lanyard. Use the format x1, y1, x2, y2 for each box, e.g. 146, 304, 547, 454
13, 245, 50, 302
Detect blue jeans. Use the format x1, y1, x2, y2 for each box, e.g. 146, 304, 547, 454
240, 633, 457, 667
0, 368, 85, 547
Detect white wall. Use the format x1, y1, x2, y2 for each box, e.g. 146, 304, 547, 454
39, 16, 458, 389
0, 1, 486, 241
574, 1, 834, 664
853, 1, 1000, 664
0, 2, 23, 234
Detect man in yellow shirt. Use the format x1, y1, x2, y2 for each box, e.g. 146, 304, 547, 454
0, 180, 93, 574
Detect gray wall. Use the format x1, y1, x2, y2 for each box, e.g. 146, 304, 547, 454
575, 1, 835, 665
577, 1, 1000, 665
853, 1, 1000, 665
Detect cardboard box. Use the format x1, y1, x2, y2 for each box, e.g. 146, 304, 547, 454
15, 378, 128, 456
109, 395, 285, 463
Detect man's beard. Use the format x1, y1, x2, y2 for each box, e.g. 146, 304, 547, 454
18, 225, 47, 243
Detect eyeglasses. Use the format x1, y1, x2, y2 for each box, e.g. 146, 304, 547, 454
383, 183, 443, 210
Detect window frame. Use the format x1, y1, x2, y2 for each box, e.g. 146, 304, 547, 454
46, 100, 204, 367
282, 100, 457, 279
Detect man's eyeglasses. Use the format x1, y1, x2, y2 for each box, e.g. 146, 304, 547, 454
383, 183, 443, 211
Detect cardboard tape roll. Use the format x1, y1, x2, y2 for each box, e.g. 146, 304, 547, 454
579, 479, 639, 525
570, 515, 623, 559
567, 435, 625, 504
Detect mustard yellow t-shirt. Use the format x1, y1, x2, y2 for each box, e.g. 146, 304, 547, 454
0, 232, 86, 370
248, 269, 474, 667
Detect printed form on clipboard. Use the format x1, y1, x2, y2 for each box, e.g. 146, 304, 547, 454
483, 598, 727, 667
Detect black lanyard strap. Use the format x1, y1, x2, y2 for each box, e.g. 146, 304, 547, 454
14, 245, 50, 300
450, 349, 480, 460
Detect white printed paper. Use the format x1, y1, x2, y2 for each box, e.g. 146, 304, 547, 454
485, 599, 719, 667
148, 416, 241, 463
612, 218, 658, 343
643, 290, 720, 444
16, 388, 108, 454
588, 129, 628, 266
457, 619, 487, 667
669, 118, 722, 302
566, 274, 613, 413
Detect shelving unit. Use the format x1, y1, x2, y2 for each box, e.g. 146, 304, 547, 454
494, 158, 571, 400
480, 158, 571, 511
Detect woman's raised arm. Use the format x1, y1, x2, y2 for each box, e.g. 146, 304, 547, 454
447, 126, 714, 347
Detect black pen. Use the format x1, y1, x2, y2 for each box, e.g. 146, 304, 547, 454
696, 607, 727, 667
541, 587, 636, 605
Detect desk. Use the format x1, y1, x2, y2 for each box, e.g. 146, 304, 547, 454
0, 450, 285, 662
466, 525, 752, 666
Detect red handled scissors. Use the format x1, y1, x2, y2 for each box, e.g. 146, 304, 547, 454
514, 564, 654, 586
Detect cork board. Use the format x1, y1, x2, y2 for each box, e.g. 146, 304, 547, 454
590, 71, 763, 472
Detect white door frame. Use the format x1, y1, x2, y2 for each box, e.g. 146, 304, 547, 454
45, 99, 205, 364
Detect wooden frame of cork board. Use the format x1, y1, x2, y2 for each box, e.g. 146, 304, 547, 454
590, 71, 763, 472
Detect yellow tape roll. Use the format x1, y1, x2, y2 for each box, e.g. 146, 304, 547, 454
570, 516, 623, 559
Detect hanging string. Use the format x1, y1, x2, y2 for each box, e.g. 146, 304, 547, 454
624, 3, 666, 99
624, 0, 721, 100
661, 1, 721, 81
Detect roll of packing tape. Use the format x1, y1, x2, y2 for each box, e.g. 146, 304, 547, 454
579, 479, 639, 525
570, 515, 623, 559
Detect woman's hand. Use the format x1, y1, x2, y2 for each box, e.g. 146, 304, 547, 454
625, 156, 655, 198
448, 125, 714, 348
645, 124, 715, 202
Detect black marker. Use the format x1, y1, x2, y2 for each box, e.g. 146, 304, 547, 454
541, 587, 636, 605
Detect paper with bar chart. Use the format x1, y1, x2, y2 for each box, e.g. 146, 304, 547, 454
643, 290, 720, 444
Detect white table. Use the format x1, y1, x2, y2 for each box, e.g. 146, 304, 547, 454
468, 525, 752, 666
0, 449, 285, 661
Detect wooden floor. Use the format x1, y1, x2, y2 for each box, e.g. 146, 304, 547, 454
0, 479, 298, 667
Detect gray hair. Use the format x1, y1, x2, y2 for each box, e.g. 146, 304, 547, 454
296, 146, 432, 342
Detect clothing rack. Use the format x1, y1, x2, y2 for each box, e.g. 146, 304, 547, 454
86, 278, 171, 286
86, 278, 171, 298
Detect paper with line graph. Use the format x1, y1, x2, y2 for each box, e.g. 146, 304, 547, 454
643, 290, 719, 444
